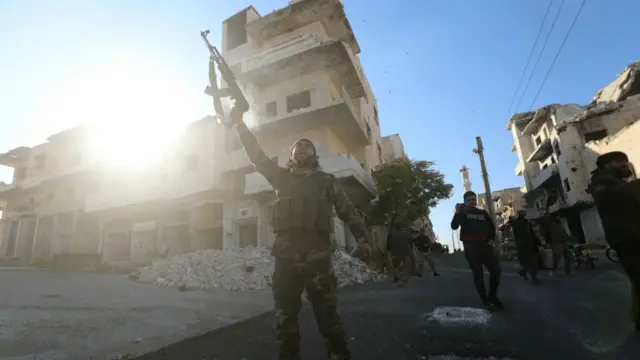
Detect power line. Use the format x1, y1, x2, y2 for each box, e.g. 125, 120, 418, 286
506, 0, 554, 117
528, 0, 587, 110
513, 0, 566, 114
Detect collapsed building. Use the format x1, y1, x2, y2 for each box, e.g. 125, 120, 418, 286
0, 0, 402, 267
507, 60, 640, 243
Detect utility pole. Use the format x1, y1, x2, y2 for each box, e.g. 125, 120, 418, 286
473, 136, 497, 226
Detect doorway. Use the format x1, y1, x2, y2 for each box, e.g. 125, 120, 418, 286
238, 222, 258, 248
4, 221, 18, 257
565, 208, 586, 244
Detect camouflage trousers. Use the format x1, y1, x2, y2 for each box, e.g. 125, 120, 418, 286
272, 255, 350, 360
391, 254, 411, 285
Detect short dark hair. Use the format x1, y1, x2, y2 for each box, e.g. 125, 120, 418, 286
463, 191, 476, 200
596, 151, 628, 169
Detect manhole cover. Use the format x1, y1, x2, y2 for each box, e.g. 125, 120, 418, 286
426, 307, 492, 326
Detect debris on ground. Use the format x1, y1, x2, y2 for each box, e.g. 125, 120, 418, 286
129, 247, 384, 291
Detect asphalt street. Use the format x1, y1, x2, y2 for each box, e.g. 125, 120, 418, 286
133, 253, 640, 360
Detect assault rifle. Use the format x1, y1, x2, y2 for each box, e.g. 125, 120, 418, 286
200, 29, 249, 125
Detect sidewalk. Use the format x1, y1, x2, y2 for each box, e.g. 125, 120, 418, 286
0, 269, 272, 360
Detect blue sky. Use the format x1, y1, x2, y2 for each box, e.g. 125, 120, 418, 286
1, 0, 638, 250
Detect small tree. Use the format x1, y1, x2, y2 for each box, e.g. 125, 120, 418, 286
371, 158, 453, 230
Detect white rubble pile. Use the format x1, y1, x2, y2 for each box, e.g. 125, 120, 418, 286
131, 247, 383, 291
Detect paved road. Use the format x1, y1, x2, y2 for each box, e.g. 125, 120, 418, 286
0, 268, 271, 360
133, 254, 640, 360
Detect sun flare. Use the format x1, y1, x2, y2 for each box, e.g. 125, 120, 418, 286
43, 55, 199, 170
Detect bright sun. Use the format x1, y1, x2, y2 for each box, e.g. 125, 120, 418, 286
43, 55, 199, 170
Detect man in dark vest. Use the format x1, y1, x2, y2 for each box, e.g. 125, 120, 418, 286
589, 151, 640, 330
451, 191, 503, 309
230, 106, 372, 360
508, 210, 541, 284
386, 223, 413, 287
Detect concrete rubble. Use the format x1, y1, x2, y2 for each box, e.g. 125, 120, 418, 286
130, 247, 384, 291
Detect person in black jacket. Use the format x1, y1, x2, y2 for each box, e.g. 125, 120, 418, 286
589, 151, 640, 330
451, 191, 503, 309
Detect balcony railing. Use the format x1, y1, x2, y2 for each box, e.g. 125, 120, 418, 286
527, 138, 553, 163
530, 163, 559, 190
85, 179, 166, 213
244, 153, 374, 196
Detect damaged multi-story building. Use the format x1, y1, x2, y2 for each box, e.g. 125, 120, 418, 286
0, 0, 401, 265
508, 60, 640, 244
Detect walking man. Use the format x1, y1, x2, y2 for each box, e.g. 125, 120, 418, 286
413, 228, 441, 276
451, 191, 504, 309
590, 151, 640, 330
509, 210, 541, 284
386, 224, 413, 287
541, 213, 572, 276
230, 106, 371, 359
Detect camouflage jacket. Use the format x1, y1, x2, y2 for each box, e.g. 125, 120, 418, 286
235, 122, 367, 258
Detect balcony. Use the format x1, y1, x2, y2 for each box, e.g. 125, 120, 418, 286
515, 161, 524, 176
0, 146, 30, 167
530, 163, 559, 190
85, 179, 166, 213
240, 34, 365, 99
244, 153, 375, 206
527, 138, 553, 163
245, 0, 359, 53
164, 170, 222, 202
254, 86, 369, 148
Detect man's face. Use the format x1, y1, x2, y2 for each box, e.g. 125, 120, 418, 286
464, 195, 477, 208
291, 140, 316, 168
606, 159, 633, 178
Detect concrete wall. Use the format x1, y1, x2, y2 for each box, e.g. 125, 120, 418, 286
586, 119, 640, 176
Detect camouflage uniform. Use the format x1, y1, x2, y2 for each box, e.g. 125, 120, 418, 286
235, 121, 367, 360
541, 216, 572, 275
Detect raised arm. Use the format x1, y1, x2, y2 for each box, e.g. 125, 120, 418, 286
328, 180, 367, 242
233, 115, 284, 186
450, 213, 463, 230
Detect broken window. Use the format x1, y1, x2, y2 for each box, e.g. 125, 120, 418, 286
583, 129, 608, 142
553, 140, 561, 157
34, 154, 46, 170
366, 123, 371, 138
225, 128, 242, 152
184, 154, 199, 172
265, 101, 277, 117
373, 106, 379, 126
563, 178, 571, 192
534, 136, 542, 146
286, 90, 312, 113
13, 167, 26, 181
225, 11, 248, 51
